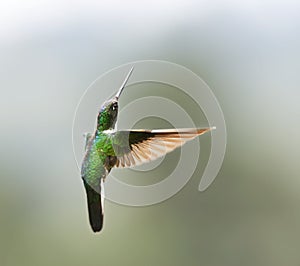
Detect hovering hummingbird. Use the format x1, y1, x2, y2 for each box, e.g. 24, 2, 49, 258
81, 67, 215, 232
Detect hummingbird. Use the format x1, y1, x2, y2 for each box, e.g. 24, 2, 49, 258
81, 67, 215, 232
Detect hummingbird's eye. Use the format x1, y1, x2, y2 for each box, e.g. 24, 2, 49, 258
111, 103, 117, 111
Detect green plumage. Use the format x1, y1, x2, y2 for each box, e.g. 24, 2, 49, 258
81, 131, 115, 232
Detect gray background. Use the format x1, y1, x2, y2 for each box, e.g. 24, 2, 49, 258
1, 1, 300, 265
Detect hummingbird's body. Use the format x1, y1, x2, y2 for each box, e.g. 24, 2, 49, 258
81, 67, 214, 232
81, 131, 114, 232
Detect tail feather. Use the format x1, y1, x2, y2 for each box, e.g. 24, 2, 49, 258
83, 180, 103, 232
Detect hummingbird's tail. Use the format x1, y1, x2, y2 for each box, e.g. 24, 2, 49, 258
83, 180, 103, 232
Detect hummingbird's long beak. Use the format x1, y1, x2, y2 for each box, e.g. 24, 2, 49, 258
115, 66, 134, 99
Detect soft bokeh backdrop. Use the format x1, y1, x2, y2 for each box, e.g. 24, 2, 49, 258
1, 1, 300, 265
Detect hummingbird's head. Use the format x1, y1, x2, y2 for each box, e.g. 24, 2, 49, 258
97, 98, 119, 131
96, 67, 134, 132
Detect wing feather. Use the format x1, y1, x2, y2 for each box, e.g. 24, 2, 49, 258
111, 128, 214, 168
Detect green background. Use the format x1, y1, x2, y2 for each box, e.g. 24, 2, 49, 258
1, 1, 299, 265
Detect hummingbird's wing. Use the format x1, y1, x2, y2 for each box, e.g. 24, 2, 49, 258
83, 132, 93, 150
111, 128, 214, 168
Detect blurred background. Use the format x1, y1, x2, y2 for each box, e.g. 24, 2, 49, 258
1, 0, 300, 265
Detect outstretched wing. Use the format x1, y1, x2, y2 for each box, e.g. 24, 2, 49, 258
111, 128, 214, 168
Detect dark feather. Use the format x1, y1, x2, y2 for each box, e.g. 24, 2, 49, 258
83, 180, 103, 232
